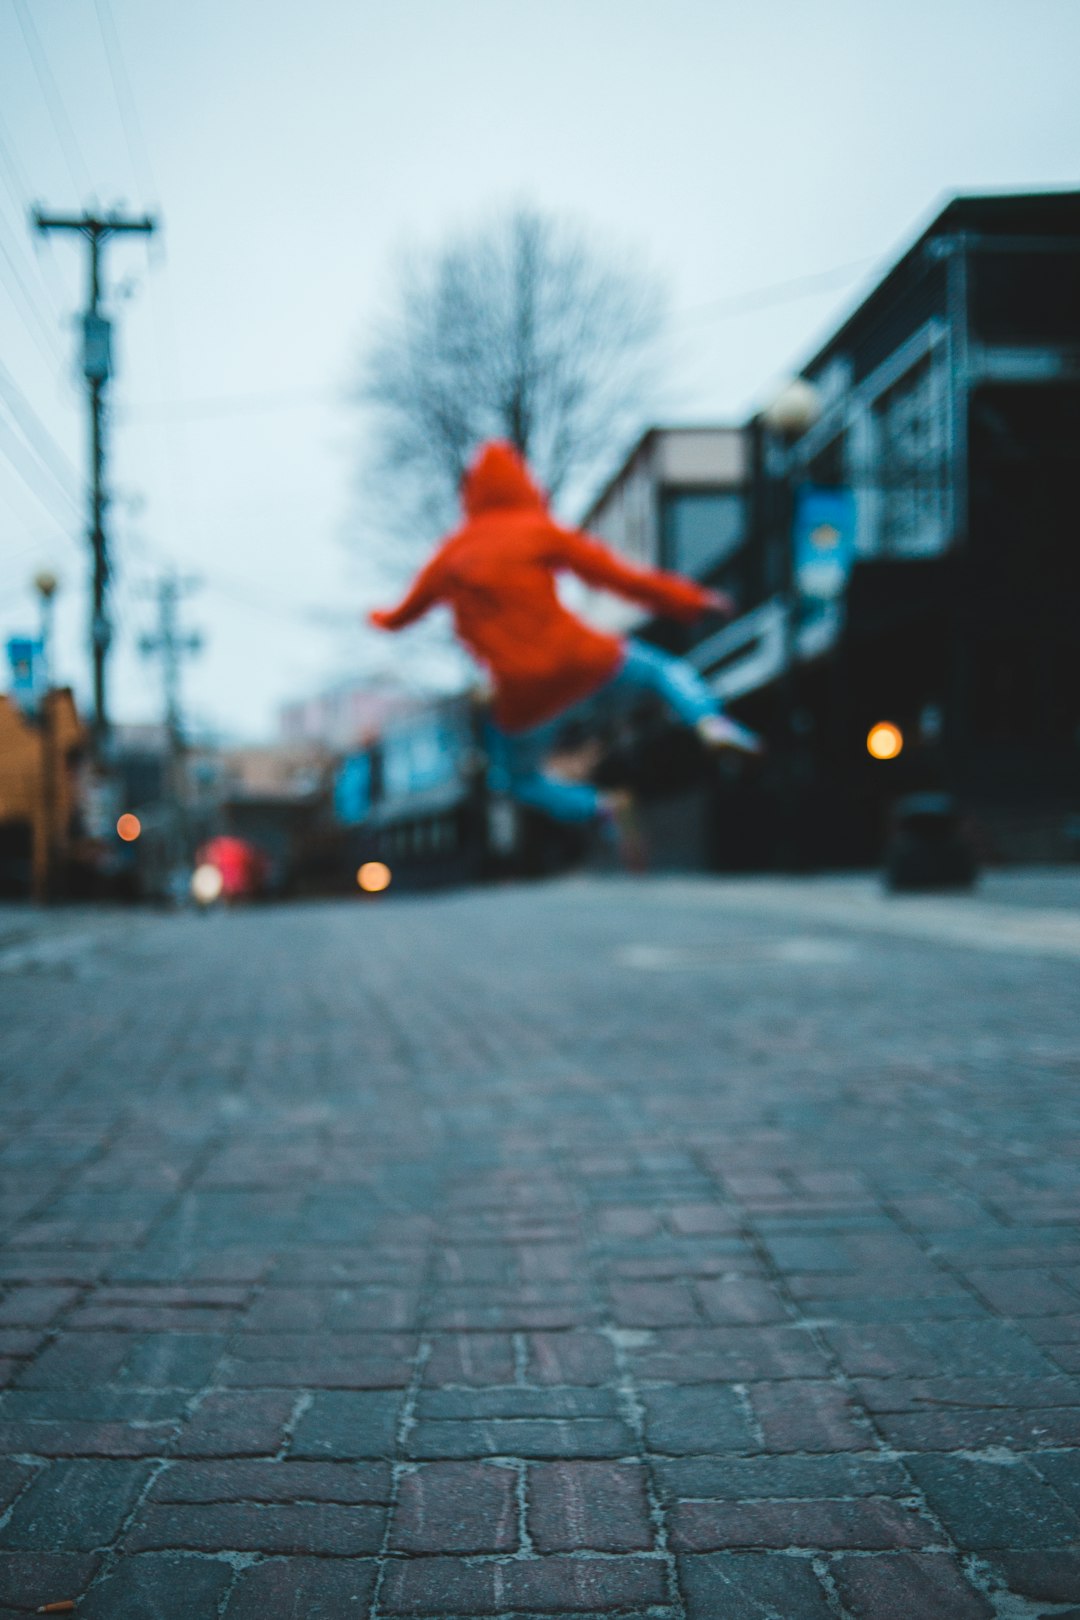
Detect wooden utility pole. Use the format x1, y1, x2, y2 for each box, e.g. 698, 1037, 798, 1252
32, 210, 157, 750
139, 572, 203, 754
140, 572, 203, 868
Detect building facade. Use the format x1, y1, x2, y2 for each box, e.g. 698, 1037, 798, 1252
576, 190, 1080, 867
777, 189, 1080, 860
578, 427, 750, 634
279, 679, 425, 753
0, 689, 85, 898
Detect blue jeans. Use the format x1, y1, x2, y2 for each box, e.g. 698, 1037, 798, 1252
486, 639, 720, 823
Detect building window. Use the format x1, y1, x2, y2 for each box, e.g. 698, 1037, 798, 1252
807, 435, 846, 488
873, 353, 949, 556
970, 248, 1080, 347
660, 490, 745, 578
382, 722, 458, 800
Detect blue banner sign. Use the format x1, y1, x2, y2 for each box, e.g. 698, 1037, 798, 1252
793, 486, 857, 601
6, 636, 43, 715
334, 753, 372, 826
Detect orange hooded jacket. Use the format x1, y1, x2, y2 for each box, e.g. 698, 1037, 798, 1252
369, 441, 715, 733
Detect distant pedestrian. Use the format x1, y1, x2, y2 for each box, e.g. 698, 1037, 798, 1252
369, 440, 761, 838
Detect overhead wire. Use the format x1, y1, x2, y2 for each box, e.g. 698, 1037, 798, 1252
11, 0, 95, 202
0, 105, 76, 594
199, 569, 358, 630
0, 112, 68, 323
0, 360, 84, 507
667, 257, 882, 409
0, 228, 68, 369
91, 0, 158, 205
1, 1, 166, 705
114, 525, 356, 631
120, 386, 337, 423
90, 0, 200, 571
0, 527, 74, 590
116, 263, 880, 423
14, 0, 177, 689
0, 6, 84, 558
673, 257, 877, 327
3, 15, 885, 704
0, 409, 82, 534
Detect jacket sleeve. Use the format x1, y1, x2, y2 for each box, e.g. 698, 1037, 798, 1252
550, 526, 714, 623
368, 548, 446, 632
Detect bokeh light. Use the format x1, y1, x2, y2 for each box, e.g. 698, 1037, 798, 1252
867, 722, 903, 761
191, 863, 224, 904
357, 861, 392, 893
116, 813, 141, 842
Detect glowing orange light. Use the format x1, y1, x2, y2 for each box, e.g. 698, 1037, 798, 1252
357, 861, 392, 893
867, 722, 903, 761
116, 813, 142, 842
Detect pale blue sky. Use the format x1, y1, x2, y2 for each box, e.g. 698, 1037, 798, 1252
1, 0, 1077, 737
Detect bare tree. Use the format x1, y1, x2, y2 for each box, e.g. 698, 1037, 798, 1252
358, 206, 665, 538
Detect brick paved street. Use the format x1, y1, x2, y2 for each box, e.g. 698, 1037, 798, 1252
1, 873, 1079, 1618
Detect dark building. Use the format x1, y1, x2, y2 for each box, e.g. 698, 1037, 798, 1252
772, 188, 1080, 863
587, 189, 1080, 869
316, 191, 1079, 884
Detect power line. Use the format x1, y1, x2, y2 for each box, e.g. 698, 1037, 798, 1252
0, 110, 37, 220
0, 113, 67, 321
92, 0, 158, 206
116, 265, 880, 425
79, 3, 214, 566
11, 0, 95, 202
119, 385, 336, 423
0, 347, 83, 522
0, 533, 75, 589
89, 0, 193, 553
0, 227, 67, 368
0, 360, 84, 506
0, 409, 82, 530
674, 258, 877, 327
201, 570, 358, 630
109, 525, 356, 631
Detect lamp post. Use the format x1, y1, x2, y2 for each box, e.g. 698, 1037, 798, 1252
760, 379, 823, 440
756, 379, 823, 867
32, 571, 60, 902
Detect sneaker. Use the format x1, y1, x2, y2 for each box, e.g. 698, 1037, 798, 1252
599, 789, 648, 873
695, 714, 765, 756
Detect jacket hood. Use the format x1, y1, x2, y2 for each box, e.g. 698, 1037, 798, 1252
461, 441, 548, 518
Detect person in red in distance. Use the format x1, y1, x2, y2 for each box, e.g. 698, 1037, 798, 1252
195, 835, 269, 902
369, 440, 762, 831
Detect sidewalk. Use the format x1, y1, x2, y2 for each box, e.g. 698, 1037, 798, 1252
0, 874, 1078, 1617
633, 866, 1080, 961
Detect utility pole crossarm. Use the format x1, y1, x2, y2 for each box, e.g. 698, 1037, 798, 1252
33, 211, 157, 234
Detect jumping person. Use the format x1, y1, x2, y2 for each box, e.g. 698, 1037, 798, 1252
368, 440, 762, 831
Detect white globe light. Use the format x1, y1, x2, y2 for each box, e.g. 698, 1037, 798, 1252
761, 378, 823, 436
191, 863, 224, 904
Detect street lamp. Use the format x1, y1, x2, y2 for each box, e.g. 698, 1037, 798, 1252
33, 569, 59, 691
31, 571, 60, 903
753, 379, 824, 868
756, 378, 824, 605
760, 378, 823, 439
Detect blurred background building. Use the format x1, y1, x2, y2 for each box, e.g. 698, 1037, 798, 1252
0, 679, 84, 900
564, 189, 1080, 872
4, 187, 1078, 897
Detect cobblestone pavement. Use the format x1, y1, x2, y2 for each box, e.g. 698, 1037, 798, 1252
1, 874, 1079, 1618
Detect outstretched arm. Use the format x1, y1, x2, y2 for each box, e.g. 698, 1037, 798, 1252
368, 551, 445, 632
552, 527, 733, 623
